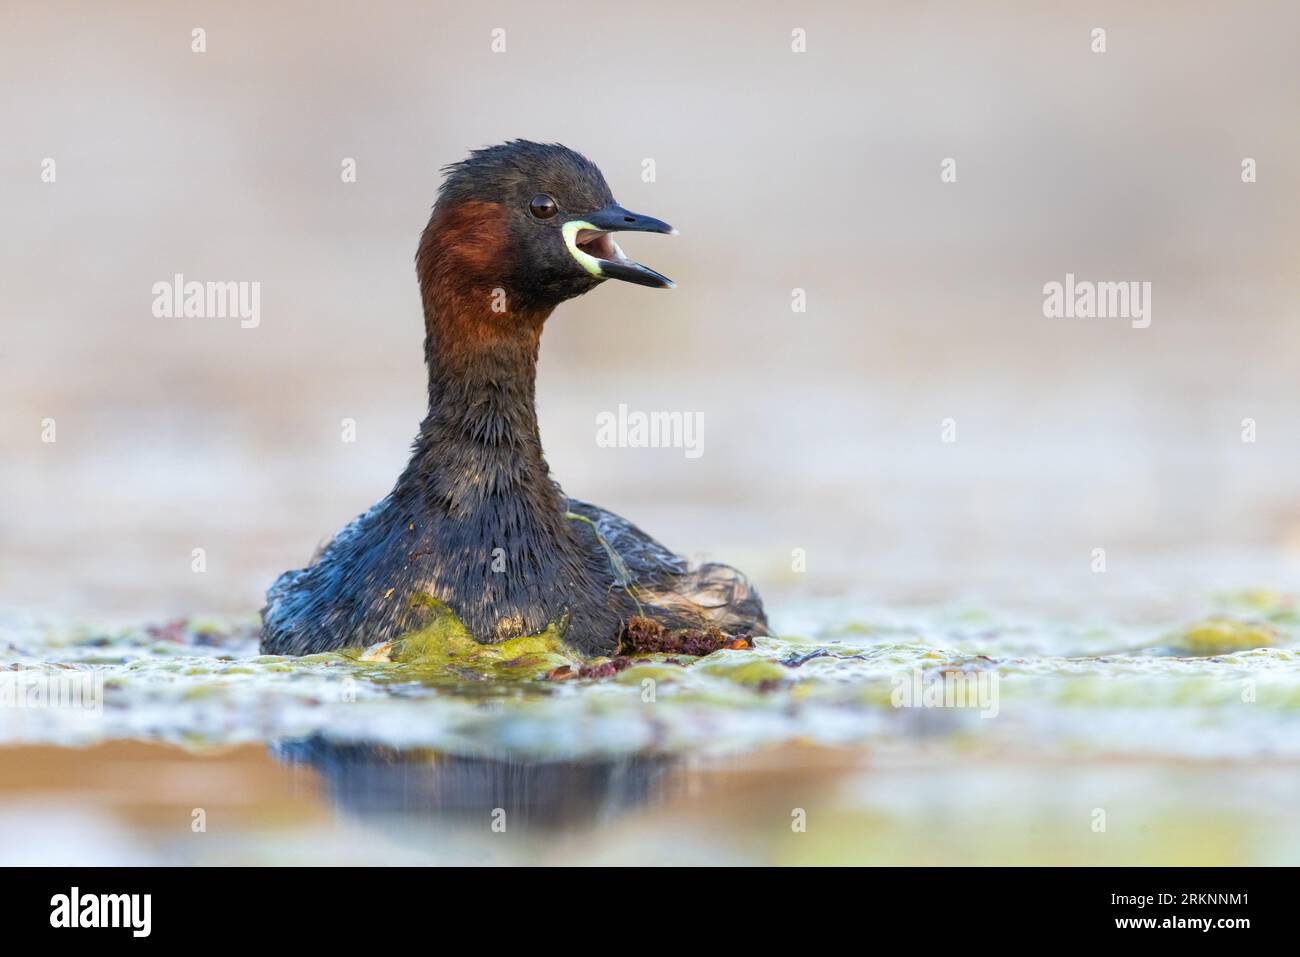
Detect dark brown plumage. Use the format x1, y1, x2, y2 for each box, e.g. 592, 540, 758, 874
260, 141, 766, 657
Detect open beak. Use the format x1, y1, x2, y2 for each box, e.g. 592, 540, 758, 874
562, 202, 677, 288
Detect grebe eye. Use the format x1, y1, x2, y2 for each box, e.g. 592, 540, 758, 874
529, 194, 557, 219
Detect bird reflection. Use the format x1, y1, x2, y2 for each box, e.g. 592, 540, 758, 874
272, 736, 674, 832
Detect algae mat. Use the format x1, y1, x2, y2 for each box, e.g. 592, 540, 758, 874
3, 592, 1299, 762
3, 592, 1300, 863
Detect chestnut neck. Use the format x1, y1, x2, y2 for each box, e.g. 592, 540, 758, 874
415, 308, 553, 504
398, 203, 566, 528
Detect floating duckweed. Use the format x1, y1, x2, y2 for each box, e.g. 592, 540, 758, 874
611, 663, 684, 685
693, 653, 789, 687
11, 601, 1300, 763
297, 653, 348, 666
180, 685, 221, 701
1169, 617, 1283, 656
349, 598, 579, 681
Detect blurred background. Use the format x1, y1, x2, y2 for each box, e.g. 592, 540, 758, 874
2, 0, 1298, 624
3, 0, 1300, 870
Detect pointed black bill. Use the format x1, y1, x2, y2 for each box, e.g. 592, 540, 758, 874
564, 202, 677, 288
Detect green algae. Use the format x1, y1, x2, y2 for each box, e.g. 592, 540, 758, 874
692, 652, 789, 687
1167, 617, 1281, 656
4, 594, 1300, 760
564, 510, 648, 615
564, 512, 633, 586
10, 590, 1300, 867
341, 596, 580, 681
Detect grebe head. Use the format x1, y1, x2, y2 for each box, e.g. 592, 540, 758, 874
419, 141, 676, 317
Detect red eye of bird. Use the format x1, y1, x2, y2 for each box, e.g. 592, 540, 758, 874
529, 194, 557, 219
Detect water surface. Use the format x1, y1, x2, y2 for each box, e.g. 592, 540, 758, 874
3, 590, 1298, 864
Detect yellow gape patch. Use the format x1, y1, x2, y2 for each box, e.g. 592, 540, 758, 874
562, 220, 604, 276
